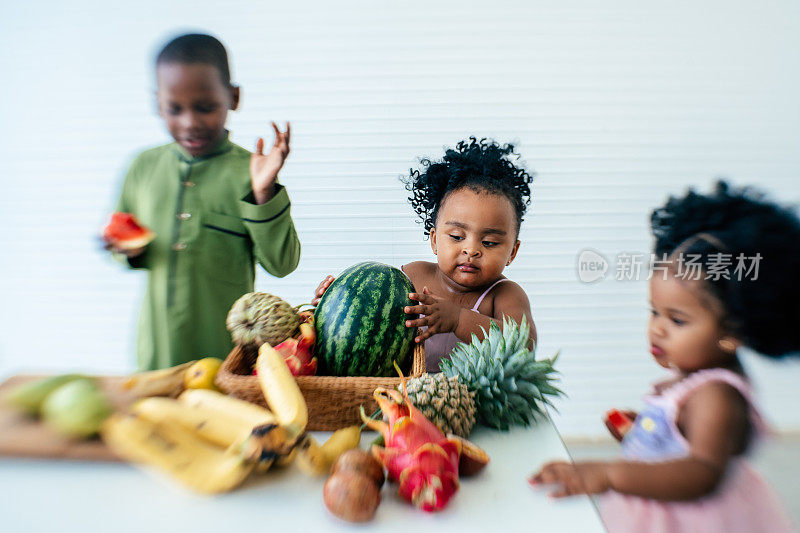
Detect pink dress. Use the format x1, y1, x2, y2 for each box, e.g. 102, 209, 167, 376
600, 368, 796, 533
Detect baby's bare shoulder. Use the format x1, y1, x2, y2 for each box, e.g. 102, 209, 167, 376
493, 278, 530, 301
401, 261, 437, 281
682, 380, 749, 422
678, 379, 751, 458
482, 279, 532, 319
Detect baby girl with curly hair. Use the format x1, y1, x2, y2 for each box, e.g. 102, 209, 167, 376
314, 137, 537, 371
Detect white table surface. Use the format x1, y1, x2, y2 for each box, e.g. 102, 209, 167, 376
0, 415, 605, 533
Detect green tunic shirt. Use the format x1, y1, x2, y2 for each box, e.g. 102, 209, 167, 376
113, 134, 301, 371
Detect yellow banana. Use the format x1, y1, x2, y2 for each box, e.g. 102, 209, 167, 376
274, 447, 298, 467
295, 434, 327, 475
132, 392, 278, 472
129, 396, 252, 449
177, 389, 276, 429
240, 422, 296, 463
122, 361, 195, 398
239, 343, 309, 465
101, 413, 255, 494
296, 426, 362, 476
321, 425, 362, 458
255, 343, 307, 436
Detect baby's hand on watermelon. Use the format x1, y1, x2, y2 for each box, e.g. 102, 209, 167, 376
311, 275, 335, 306
404, 286, 462, 343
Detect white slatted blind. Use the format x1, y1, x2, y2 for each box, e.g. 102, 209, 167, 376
2, 1, 799, 438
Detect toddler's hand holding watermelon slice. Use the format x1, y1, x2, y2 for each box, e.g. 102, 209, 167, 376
604, 409, 636, 441
103, 212, 155, 257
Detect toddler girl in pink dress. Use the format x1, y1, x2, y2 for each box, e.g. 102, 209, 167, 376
531, 181, 799, 532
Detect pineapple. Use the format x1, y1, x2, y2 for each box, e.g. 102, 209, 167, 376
226, 292, 301, 347
440, 315, 562, 430
399, 373, 477, 438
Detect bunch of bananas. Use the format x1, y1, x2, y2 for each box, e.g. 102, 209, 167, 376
103, 343, 361, 494
120, 360, 196, 397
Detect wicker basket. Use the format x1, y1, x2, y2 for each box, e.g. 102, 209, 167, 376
215, 342, 426, 431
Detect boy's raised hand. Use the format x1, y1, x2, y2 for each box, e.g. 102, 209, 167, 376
250, 121, 291, 205
404, 286, 462, 343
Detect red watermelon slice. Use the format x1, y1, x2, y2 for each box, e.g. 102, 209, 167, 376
103, 213, 155, 250
604, 409, 634, 439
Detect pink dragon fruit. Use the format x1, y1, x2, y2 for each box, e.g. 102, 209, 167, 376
274, 323, 317, 376
361, 385, 462, 512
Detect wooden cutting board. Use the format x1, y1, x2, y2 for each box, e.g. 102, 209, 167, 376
0, 375, 139, 462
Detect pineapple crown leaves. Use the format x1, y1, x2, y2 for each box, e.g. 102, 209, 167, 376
439, 315, 564, 430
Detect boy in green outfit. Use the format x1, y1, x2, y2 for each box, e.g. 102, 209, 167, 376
109, 33, 300, 371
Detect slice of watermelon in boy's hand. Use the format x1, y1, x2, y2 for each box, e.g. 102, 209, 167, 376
103, 212, 155, 257
604, 409, 636, 441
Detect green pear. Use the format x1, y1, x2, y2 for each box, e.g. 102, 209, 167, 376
2, 374, 86, 415
41, 379, 113, 439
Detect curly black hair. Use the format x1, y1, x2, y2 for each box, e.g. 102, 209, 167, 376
403, 137, 533, 237
651, 180, 800, 357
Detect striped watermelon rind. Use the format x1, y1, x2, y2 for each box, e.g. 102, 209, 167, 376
314, 262, 415, 377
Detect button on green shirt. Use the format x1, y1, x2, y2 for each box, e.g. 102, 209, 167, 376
114, 135, 301, 371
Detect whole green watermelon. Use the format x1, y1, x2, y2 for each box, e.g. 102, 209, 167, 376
314, 262, 416, 377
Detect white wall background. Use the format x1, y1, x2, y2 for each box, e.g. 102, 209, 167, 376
1, 0, 799, 438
